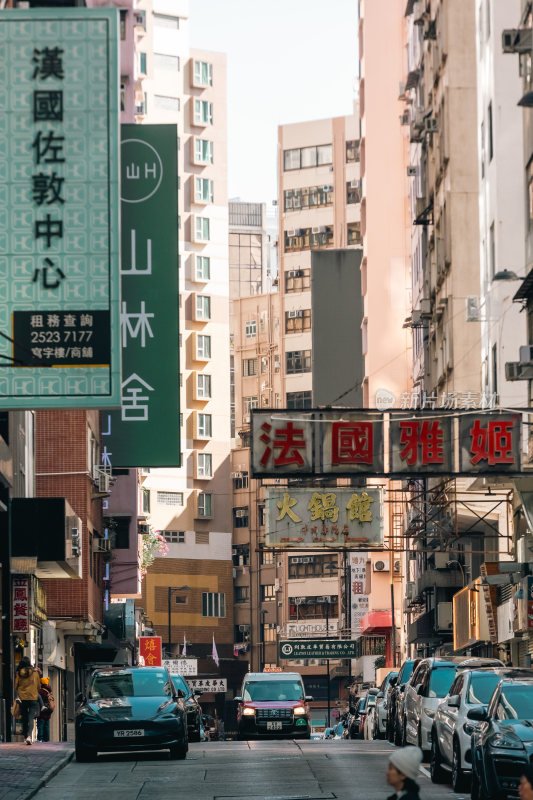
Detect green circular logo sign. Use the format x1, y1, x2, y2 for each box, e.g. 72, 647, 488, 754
121, 139, 163, 204
281, 643, 293, 656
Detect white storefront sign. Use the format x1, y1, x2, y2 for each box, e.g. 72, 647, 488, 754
189, 678, 227, 693
162, 658, 198, 676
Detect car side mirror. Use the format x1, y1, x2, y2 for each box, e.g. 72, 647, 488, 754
193, 689, 203, 697
399, 685, 405, 693
447, 695, 460, 708
305, 695, 313, 702
234, 696, 243, 703
377, 691, 384, 699
389, 676, 398, 686
416, 683, 424, 697
176, 688, 186, 698
467, 706, 488, 721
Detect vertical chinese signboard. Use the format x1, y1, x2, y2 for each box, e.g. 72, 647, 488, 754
102, 126, 180, 466
139, 635, 162, 667
350, 552, 369, 635
12, 576, 30, 634
0, 9, 121, 408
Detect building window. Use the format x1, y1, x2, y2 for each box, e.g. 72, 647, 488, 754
138, 52, 147, 75
245, 320, 257, 338
196, 334, 211, 360
119, 9, 127, 40
347, 179, 361, 204
202, 592, 226, 617
195, 177, 214, 203
157, 491, 184, 506
527, 159, 533, 229
194, 216, 210, 242
164, 531, 185, 543
154, 13, 179, 28
285, 268, 311, 293
347, 222, 362, 246
258, 504, 265, 526
235, 586, 249, 603
261, 584, 275, 601
232, 471, 249, 489
489, 221, 495, 279
243, 358, 258, 377
284, 226, 334, 253
197, 452, 212, 478
142, 488, 150, 513
346, 139, 360, 162
195, 295, 211, 320
154, 53, 180, 71
194, 138, 214, 164
287, 391, 312, 409
286, 350, 311, 374
198, 413, 212, 437
264, 623, 277, 642
492, 342, 498, 395
197, 373, 212, 399
243, 397, 258, 414
194, 99, 213, 126
193, 60, 213, 87
288, 595, 338, 620
233, 506, 249, 527
285, 310, 311, 333
197, 492, 212, 517
260, 549, 274, 565
196, 256, 211, 281
284, 185, 333, 212
283, 144, 333, 170
288, 554, 339, 579
154, 95, 180, 113
488, 102, 494, 162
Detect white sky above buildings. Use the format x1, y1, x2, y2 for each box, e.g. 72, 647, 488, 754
189, 0, 359, 204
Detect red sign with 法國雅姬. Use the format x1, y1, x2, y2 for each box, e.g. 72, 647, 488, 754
139, 636, 162, 666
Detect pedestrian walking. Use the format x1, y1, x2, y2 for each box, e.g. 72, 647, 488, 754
386, 746, 423, 800
14, 657, 41, 745
519, 765, 533, 800
37, 676, 55, 742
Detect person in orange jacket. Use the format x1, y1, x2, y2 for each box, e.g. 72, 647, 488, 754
37, 677, 54, 742
14, 657, 41, 745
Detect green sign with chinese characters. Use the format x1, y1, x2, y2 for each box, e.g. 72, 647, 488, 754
101, 125, 180, 467
279, 640, 359, 659
0, 9, 121, 407
265, 487, 383, 548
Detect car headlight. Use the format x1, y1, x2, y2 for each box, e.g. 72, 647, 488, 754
489, 733, 525, 750
242, 707, 255, 716
423, 708, 435, 718
293, 706, 306, 715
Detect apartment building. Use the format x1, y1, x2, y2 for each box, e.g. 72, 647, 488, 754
127, 1, 235, 686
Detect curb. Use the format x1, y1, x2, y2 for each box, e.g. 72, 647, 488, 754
17, 749, 74, 800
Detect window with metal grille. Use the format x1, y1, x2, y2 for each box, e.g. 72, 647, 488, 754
202, 592, 226, 617
157, 491, 184, 506
164, 531, 185, 543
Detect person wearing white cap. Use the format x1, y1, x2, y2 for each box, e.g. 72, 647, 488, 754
386, 746, 423, 800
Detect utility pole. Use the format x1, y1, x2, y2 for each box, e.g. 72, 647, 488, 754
326, 597, 330, 728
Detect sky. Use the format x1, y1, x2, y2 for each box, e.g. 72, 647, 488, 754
189, 0, 359, 204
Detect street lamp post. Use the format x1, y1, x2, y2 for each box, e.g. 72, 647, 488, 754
167, 585, 191, 658
325, 597, 331, 729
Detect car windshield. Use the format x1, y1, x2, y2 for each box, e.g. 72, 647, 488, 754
367, 695, 376, 707
89, 670, 172, 699
359, 697, 367, 710
400, 662, 415, 684
428, 667, 456, 698
243, 680, 304, 702
497, 685, 533, 725
171, 674, 192, 698
467, 674, 502, 705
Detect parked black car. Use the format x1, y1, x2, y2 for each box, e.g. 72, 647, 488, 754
75, 666, 188, 762
387, 658, 420, 745
170, 673, 203, 742
350, 695, 368, 739
470, 676, 533, 799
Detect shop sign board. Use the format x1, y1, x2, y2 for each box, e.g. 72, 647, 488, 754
279, 640, 359, 660
161, 658, 197, 676
12, 575, 30, 634
188, 678, 227, 693
139, 635, 162, 667
265, 488, 383, 548
251, 410, 524, 477
0, 9, 121, 408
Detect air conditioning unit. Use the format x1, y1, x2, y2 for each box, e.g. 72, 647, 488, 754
239, 624, 250, 633
505, 362, 533, 381
278, 601, 283, 607
437, 601, 453, 630
520, 345, 533, 363
502, 28, 533, 54
373, 559, 390, 573
138, 523, 150, 535
98, 473, 110, 493
134, 103, 146, 115
286, 228, 302, 238
349, 179, 360, 189
235, 509, 246, 518
398, 81, 406, 99
400, 110, 410, 126
407, 166, 417, 177
311, 226, 327, 235
243, 414, 251, 423
133, 10, 146, 28
231, 471, 243, 479
275, 578, 281, 592
322, 185, 333, 193
433, 552, 450, 569
406, 581, 416, 600
71, 528, 80, 558
424, 117, 438, 133
288, 310, 303, 318
393, 559, 401, 574
92, 538, 111, 554
287, 270, 302, 278
466, 295, 480, 322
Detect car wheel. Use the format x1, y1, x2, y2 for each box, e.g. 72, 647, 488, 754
75, 744, 96, 763
430, 734, 447, 784
471, 769, 481, 800
169, 743, 188, 760
452, 739, 468, 792
418, 724, 430, 761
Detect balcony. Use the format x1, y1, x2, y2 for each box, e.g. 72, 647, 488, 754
415, 568, 463, 594
408, 609, 437, 644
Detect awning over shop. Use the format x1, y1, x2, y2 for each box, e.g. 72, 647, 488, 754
360, 610, 392, 634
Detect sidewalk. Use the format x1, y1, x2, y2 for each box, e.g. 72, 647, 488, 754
0, 743, 74, 800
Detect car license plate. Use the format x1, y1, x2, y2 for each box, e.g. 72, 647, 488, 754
114, 729, 144, 738
267, 721, 282, 730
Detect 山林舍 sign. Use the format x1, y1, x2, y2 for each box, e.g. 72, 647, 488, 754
0, 9, 121, 407
102, 125, 180, 466
251, 410, 524, 477
265, 488, 383, 548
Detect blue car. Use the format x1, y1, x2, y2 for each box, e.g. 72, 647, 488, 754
75, 666, 188, 762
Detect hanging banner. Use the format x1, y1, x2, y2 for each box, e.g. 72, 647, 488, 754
102, 125, 180, 466
265, 488, 383, 548
0, 9, 121, 408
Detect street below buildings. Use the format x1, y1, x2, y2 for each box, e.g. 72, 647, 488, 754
34, 740, 465, 800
